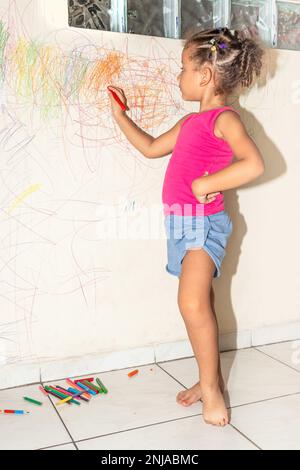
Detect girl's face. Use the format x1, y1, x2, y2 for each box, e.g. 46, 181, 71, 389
177, 47, 213, 101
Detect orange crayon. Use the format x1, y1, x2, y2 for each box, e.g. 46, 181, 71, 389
128, 369, 139, 378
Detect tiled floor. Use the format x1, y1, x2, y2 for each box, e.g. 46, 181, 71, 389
1, 340, 300, 450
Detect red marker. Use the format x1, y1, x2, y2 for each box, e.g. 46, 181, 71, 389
128, 369, 139, 377
107, 86, 127, 111
74, 377, 94, 383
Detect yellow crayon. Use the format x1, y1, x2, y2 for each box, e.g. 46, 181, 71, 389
56, 395, 74, 405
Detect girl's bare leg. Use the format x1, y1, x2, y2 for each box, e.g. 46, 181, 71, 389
175, 248, 229, 426
177, 286, 225, 404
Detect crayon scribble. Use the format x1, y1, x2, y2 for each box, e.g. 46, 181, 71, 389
0, 20, 9, 84
0, 0, 183, 371
8, 184, 42, 214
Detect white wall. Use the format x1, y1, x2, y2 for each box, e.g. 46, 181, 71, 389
0, 1, 299, 389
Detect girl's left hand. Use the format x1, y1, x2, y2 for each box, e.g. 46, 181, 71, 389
192, 171, 221, 204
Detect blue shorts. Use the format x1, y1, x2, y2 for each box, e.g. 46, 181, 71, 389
164, 211, 233, 279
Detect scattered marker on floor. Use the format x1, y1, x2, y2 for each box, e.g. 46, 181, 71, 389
128, 369, 139, 378
23, 396, 43, 406
0, 410, 30, 415
44, 386, 78, 405
76, 381, 97, 396
56, 391, 84, 406
67, 387, 90, 403
80, 380, 101, 394
74, 377, 94, 383
66, 379, 91, 399
96, 377, 108, 394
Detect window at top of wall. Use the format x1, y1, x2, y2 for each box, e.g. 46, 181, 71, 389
68, 0, 112, 30
67, 0, 300, 51
277, 1, 300, 51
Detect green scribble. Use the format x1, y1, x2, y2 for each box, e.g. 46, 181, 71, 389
39, 50, 90, 120
3, 22, 101, 121
0, 20, 9, 84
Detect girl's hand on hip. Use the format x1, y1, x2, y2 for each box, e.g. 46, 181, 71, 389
192, 171, 221, 204
107, 85, 129, 117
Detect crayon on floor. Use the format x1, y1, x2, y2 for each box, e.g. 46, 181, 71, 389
0, 410, 30, 415
23, 396, 43, 406
96, 377, 108, 394
128, 369, 139, 378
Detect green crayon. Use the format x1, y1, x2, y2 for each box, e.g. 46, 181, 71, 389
44, 386, 80, 405
23, 396, 43, 406
96, 377, 108, 394
81, 380, 102, 393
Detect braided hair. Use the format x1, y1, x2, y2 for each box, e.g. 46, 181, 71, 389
183, 27, 265, 96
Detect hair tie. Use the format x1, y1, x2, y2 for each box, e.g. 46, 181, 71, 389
209, 38, 217, 52
209, 38, 228, 53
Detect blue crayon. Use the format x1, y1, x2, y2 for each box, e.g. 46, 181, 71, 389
55, 385, 89, 403
67, 387, 90, 402
76, 381, 97, 395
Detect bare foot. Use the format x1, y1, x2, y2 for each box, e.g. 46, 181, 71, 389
201, 384, 229, 426
176, 376, 225, 407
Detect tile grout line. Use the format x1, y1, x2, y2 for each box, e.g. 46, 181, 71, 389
71, 413, 262, 450
253, 346, 300, 375
38, 442, 76, 451
228, 423, 262, 450
38, 387, 300, 450
156, 363, 192, 391
72, 413, 205, 445
229, 390, 300, 410
157, 360, 300, 409
41, 380, 79, 450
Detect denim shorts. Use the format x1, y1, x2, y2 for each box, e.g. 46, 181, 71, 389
164, 211, 233, 279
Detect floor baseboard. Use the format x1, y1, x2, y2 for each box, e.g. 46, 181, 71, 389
1, 321, 300, 390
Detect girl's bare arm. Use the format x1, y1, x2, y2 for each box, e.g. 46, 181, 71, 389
191, 111, 265, 195
114, 112, 194, 159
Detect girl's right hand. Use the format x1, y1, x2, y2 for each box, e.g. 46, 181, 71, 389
107, 85, 129, 117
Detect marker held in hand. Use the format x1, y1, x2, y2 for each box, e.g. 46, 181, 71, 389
107, 86, 127, 111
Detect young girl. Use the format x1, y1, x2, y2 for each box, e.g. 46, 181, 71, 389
107, 27, 265, 427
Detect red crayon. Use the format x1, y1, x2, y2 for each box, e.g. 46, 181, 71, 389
107, 86, 127, 111
74, 377, 94, 383
39, 385, 49, 396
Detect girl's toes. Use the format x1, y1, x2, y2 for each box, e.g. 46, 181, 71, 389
176, 393, 185, 403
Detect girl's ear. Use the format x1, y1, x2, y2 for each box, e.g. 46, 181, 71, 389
199, 66, 212, 86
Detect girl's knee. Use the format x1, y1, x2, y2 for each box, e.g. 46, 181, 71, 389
178, 298, 212, 321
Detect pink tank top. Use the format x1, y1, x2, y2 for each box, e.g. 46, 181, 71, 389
162, 106, 239, 216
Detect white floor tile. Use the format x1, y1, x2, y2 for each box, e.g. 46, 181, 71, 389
256, 341, 300, 372
231, 393, 300, 450
77, 415, 258, 450
0, 384, 71, 450
159, 348, 300, 407
44, 364, 203, 442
